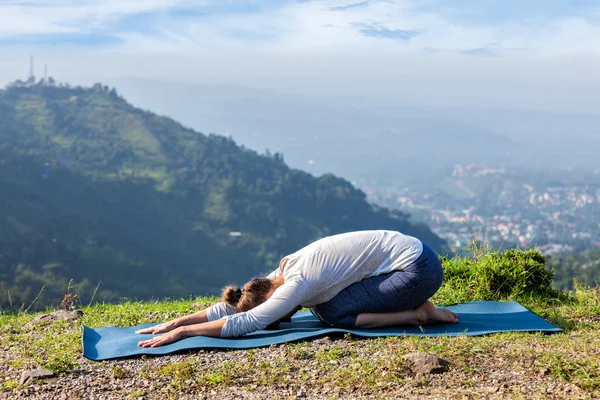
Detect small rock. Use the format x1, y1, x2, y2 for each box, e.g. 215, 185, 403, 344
565, 385, 573, 393
296, 390, 306, 398
401, 353, 449, 374
20, 368, 55, 385
314, 337, 334, 345
29, 310, 84, 325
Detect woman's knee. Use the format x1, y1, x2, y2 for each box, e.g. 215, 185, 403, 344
311, 306, 357, 328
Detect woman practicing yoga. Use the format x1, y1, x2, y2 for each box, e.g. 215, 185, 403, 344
137, 230, 458, 347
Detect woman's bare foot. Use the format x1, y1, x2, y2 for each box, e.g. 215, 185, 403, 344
415, 301, 459, 325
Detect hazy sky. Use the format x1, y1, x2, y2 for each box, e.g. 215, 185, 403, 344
1, 0, 600, 114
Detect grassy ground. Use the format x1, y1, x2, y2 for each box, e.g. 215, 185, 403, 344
0, 286, 599, 399
1, 249, 599, 399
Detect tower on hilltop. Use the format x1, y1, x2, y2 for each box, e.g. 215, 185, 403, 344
28, 55, 35, 83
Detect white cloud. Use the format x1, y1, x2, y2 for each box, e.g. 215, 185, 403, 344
1, 1, 599, 114
0, 6, 74, 35
0, 0, 199, 36
0, 0, 598, 57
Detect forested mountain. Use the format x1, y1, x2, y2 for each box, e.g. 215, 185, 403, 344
0, 80, 446, 309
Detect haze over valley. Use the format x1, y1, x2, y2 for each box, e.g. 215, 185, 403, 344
107, 77, 600, 184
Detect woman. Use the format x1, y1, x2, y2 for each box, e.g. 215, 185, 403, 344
137, 230, 458, 348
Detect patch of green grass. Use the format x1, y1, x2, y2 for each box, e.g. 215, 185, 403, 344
8, 359, 25, 369
567, 282, 600, 316
0, 315, 80, 374
286, 343, 313, 360
111, 366, 128, 379
158, 360, 198, 381
0, 379, 20, 391
539, 354, 600, 389
45, 353, 79, 375
315, 345, 351, 362
202, 374, 225, 385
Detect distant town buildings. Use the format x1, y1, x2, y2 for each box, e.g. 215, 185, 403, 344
367, 164, 600, 256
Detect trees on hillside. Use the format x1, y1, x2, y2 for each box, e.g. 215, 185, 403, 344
0, 83, 447, 309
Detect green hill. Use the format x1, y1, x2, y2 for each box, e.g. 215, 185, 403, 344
0, 80, 446, 309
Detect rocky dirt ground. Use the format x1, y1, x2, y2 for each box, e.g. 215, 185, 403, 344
3, 296, 599, 400
2, 334, 591, 400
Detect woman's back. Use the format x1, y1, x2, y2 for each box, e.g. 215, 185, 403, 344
283, 230, 423, 306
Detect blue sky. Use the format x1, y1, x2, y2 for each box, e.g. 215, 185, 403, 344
1, 0, 598, 51
1, 1, 599, 114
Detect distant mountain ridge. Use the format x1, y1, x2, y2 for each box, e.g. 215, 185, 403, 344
107, 77, 517, 184
0, 80, 446, 308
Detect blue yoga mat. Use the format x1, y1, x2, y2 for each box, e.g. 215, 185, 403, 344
82, 301, 561, 361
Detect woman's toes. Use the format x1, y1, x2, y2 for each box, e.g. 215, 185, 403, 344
449, 311, 459, 323
440, 309, 459, 323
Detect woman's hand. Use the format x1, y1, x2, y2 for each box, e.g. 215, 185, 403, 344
135, 319, 180, 335
137, 327, 184, 348
137, 319, 225, 347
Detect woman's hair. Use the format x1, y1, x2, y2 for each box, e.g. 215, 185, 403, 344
221, 278, 275, 313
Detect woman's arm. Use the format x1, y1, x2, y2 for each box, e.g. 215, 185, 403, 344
135, 302, 235, 335
174, 309, 210, 325
138, 280, 308, 345
138, 319, 226, 348
135, 310, 208, 335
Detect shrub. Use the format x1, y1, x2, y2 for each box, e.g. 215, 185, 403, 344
434, 249, 558, 305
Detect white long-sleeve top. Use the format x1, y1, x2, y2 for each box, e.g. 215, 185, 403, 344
205, 230, 423, 337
